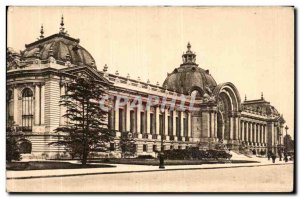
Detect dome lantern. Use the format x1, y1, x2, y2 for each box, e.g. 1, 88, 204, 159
40, 25, 44, 39
103, 64, 108, 72
182, 42, 196, 65
59, 15, 67, 35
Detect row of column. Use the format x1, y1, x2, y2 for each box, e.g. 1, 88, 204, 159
114, 102, 192, 139
229, 115, 240, 140
240, 120, 267, 145
201, 110, 218, 138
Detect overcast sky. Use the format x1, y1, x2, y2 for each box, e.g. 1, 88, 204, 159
7, 6, 294, 137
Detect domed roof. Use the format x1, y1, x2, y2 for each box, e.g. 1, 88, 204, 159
21, 21, 96, 69
163, 43, 217, 95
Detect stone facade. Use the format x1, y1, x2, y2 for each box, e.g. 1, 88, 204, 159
6, 21, 285, 159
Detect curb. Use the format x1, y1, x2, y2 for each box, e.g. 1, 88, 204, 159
7, 163, 293, 180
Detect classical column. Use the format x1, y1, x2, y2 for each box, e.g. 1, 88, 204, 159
13, 86, 18, 125
164, 109, 168, 138
180, 111, 184, 137
136, 105, 141, 134
245, 122, 248, 142
234, 116, 239, 140
253, 123, 257, 145
280, 125, 284, 145
126, 102, 130, 132
188, 112, 192, 138
241, 121, 244, 141
172, 111, 176, 139
230, 116, 234, 140
146, 105, 151, 134
264, 125, 267, 144
258, 124, 261, 145
155, 106, 160, 136
249, 122, 252, 144
114, 105, 119, 131
214, 112, 217, 138
211, 112, 215, 138
40, 84, 45, 125
34, 85, 40, 125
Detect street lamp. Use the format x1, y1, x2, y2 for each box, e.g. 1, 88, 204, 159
284, 125, 289, 150
285, 125, 289, 136
159, 108, 165, 169
284, 125, 289, 162
159, 130, 165, 169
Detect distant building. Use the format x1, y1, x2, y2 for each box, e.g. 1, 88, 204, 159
6, 18, 285, 159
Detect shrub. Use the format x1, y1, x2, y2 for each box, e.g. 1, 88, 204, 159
259, 150, 266, 156
164, 148, 232, 160
137, 155, 154, 159
6, 119, 21, 162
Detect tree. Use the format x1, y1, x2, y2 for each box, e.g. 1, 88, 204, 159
118, 132, 136, 158
284, 134, 294, 153
6, 118, 21, 162
53, 76, 113, 165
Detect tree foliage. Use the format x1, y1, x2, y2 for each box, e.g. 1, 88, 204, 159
118, 131, 136, 158
53, 76, 113, 165
6, 118, 21, 162
284, 134, 294, 152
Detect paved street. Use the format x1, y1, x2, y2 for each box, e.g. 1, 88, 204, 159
7, 164, 293, 192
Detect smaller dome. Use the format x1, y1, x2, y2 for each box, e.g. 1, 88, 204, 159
163, 43, 217, 95
22, 33, 96, 69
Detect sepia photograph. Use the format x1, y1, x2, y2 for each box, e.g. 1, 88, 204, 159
6, 6, 294, 193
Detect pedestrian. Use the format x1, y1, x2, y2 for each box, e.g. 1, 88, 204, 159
284, 153, 288, 162
267, 151, 271, 160
271, 154, 276, 163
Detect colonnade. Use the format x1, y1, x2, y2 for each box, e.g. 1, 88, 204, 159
111, 99, 192, 141
240, 120, 267, 146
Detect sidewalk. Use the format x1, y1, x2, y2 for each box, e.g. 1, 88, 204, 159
7, 157, 293, 180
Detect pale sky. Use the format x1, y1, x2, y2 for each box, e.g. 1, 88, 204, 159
7, 6, 294, 137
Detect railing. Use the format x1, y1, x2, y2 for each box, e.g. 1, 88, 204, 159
15, 126, 32, 133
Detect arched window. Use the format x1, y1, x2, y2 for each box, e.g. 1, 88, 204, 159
19, 140, 32, 154
6, 90, 13, 122
22, 88, 33, 132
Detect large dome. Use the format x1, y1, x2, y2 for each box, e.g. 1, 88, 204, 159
163, 43, 217, 95
21, 23, 96, 69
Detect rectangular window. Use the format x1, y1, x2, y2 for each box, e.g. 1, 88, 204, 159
168, 116, 172, 135
150, 113, 154, 134
176, 117, 179, 137
141, 112, 145, 133
130, 110, 134, 132
110, 143, 115, 151
153, 145, 157, 152
143, 144, 147, 152
159, 114, 164, 135
119, 109, 123, 132
178, 146, 182, 150
170, 145, 174, 150
183, 118, 187, 136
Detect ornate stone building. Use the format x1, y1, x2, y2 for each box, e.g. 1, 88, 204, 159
7, 19, 285, 158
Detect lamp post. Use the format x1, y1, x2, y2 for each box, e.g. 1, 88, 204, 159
284, 125, 289, 150
284, 125, 289, 162
159, 129, 165, 169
